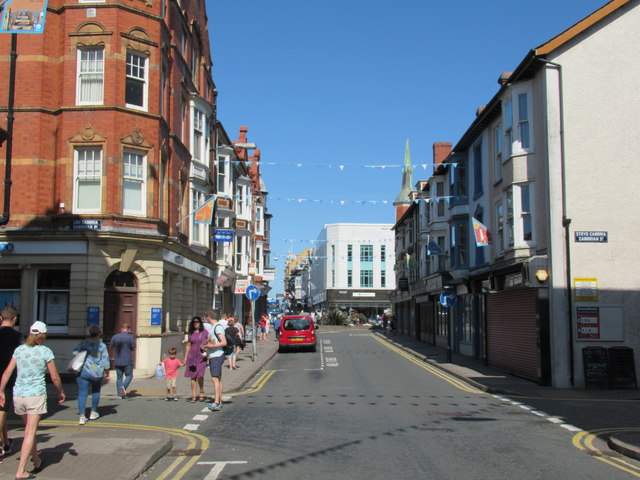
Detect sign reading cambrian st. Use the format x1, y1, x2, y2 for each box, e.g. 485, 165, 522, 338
575, 231, 608, 243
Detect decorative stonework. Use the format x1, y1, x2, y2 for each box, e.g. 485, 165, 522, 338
70, 21, 112, 37
121, 129, 152, 149
69, 124, 107, 143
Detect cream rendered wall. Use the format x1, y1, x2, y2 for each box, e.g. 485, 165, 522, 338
545, 3, 640, 387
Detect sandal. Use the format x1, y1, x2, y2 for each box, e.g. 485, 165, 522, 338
198, 395, 206, 402
189, 397, 197, 403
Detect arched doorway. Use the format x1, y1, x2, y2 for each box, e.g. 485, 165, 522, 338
103, 271, 138, 364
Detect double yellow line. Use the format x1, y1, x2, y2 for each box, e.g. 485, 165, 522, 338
573, 428, 640, 477
371, 334, 483, 394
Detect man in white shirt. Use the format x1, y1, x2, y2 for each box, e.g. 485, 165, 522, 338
202, 308, 226, 411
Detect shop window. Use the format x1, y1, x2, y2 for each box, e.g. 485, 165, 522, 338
36, 269, 70, 330
0, 269, 21, 314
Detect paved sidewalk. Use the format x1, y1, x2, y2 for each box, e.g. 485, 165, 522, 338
0, 337, 279, 480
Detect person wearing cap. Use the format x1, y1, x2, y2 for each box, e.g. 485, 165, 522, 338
0, 321, 65, 479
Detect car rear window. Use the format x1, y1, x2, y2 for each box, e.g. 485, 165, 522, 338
283, 317, 310, 330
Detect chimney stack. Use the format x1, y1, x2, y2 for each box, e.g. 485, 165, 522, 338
433, 142, 452, 170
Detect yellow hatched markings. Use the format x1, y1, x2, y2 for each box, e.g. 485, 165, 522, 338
371, 334, 484, 395
573, 428, 640, 477
41, 420, 209, 480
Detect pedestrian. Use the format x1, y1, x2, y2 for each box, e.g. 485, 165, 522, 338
0, 305, 23, 460
162, 347, 184, 401
73, 325, 110, 425
234, 317, 245, 354
203, 313, 227, 412
218, 312, 229, 329
225, 319, 240, 370
259, 313, 268, 342
202, 310, 214, 337
0, 321, 65, 479
183, 316, 209, 403
274, 315, 282, 340
110, 323, 136, 399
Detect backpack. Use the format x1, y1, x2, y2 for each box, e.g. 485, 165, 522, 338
223, 326, 236, 355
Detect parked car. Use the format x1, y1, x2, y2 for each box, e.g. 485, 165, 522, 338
278, 315, 317, 352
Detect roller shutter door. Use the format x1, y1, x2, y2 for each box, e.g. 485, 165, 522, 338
486, 288, 539, 381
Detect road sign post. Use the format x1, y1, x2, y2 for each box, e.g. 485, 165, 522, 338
439, 291, 457, 363
245, 285, 260, 362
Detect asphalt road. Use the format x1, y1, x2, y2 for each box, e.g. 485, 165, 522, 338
141, 329, 638, 479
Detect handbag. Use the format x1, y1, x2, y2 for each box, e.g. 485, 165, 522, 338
67, 350, 87, 373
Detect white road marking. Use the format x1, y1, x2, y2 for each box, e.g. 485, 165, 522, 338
193, 414, 208, 421
561, 424, 583, 433
325, 356, 339, 367
324, 346, 334, 353
547, 417, 564, 424
183, 423, 200, 431
198, 461, 248, 480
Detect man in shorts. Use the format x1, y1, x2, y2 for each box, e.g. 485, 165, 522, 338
0, 306, 22, 458
204, 312, 227, 412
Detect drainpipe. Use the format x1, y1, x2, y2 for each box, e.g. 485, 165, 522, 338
536, 57, 574, 386
0, 33, 17, 226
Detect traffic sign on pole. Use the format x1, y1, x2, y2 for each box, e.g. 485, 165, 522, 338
245, 285, 260, 302
439, 291, 457, 308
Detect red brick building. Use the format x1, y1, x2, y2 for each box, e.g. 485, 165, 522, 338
0, 0, 218, 372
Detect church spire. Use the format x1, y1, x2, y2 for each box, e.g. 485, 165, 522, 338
394, 139, 414, 206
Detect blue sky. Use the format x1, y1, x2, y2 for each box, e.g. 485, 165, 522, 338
208, 0, 608, 294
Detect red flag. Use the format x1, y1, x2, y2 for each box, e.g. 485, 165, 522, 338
472, 217, 491, 246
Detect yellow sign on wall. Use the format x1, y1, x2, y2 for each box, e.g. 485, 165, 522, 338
574, 277, 598, 302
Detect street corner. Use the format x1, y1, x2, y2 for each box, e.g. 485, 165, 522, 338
14, 420, 183, 480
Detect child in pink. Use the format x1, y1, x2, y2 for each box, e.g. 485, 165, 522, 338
162, 347, 184, 401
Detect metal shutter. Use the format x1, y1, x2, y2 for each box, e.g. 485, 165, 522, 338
486, 288, 539, 382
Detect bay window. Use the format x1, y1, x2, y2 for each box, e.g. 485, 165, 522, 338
123, 150, 146, 216
125, 51, 148, 110
77, 47, 104, 105
74, 147, 102, 213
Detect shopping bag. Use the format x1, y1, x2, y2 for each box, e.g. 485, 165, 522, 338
67, 350, 87, 373
155, 363, 165, 379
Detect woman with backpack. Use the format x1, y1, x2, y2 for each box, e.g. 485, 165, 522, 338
224, 319, 239, 370
73, 325, 110, 425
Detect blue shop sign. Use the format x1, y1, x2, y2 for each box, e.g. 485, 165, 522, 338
213, 229, 234, 242
87, 306, 100, 326
151, 307, 162, 326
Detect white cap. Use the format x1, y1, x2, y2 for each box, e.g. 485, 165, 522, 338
30, 321, 48, 334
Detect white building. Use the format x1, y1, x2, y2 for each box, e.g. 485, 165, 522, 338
310, 223, 395, 318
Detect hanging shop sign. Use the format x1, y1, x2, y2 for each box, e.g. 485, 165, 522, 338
213, 229, 234, 242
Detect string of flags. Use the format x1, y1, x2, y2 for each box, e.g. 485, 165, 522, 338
221, 160, 462, 170
216, 194, 465, 205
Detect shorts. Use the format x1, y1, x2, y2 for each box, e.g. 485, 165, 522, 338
14, 394, 47, 416
208, 355, 225, 378
0, 389, 12, 412
165, 378, 177, 389
260, 326, 266, 333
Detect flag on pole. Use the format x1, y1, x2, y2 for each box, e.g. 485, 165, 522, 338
194, 196, 216, 224
426, 241, 442, 256
472, 217, 491, 246
405, 253, 418, 269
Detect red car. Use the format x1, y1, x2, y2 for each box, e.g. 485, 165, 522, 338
278, 315, 317, 352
